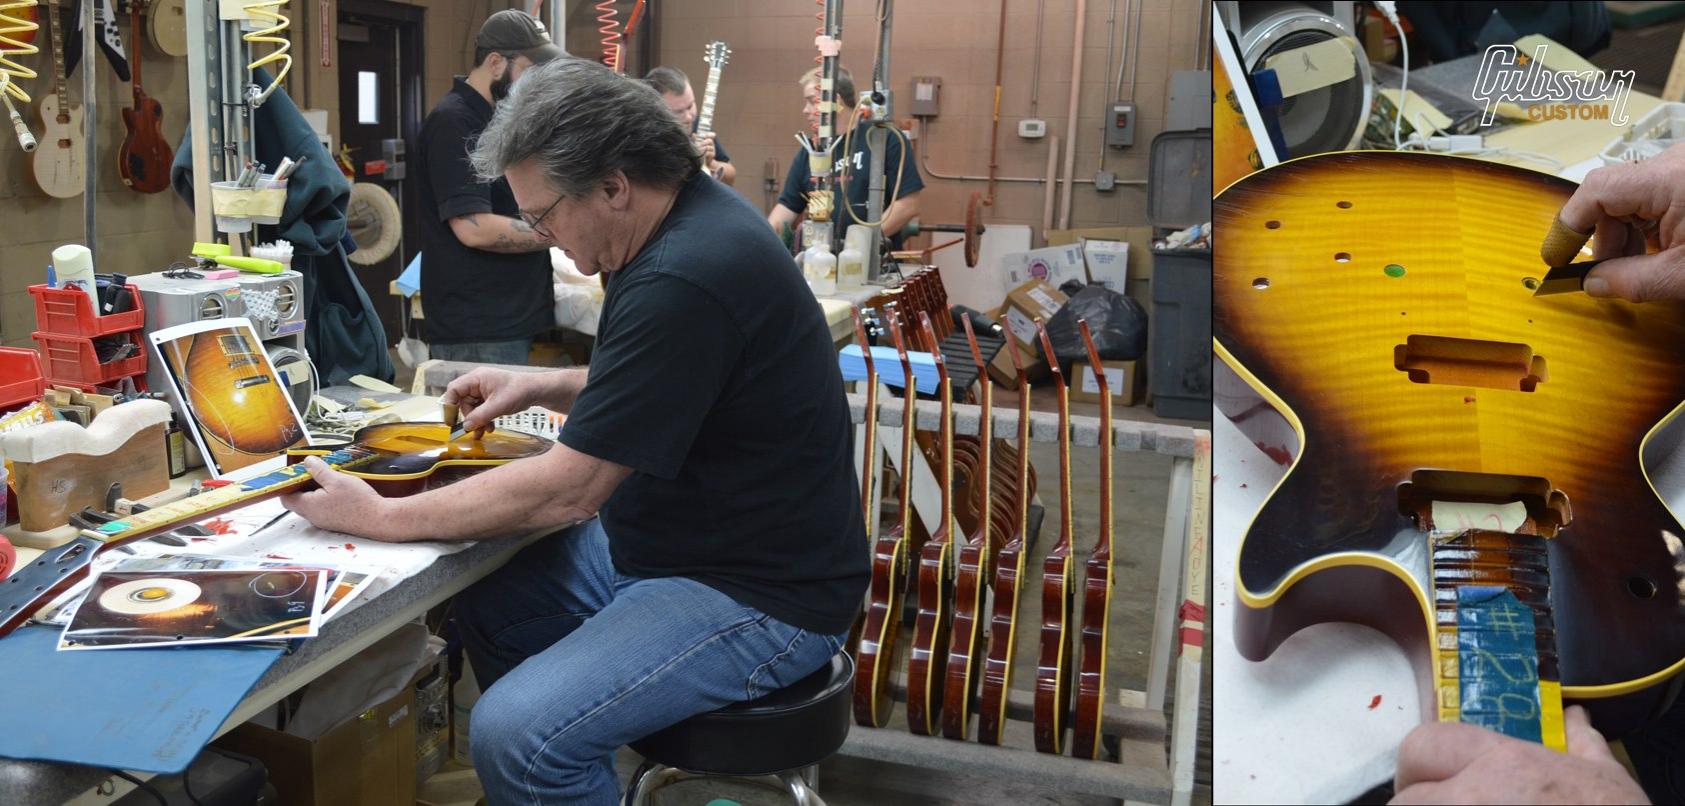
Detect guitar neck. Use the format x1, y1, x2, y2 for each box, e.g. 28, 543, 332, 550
697, 67, 722, 135
1016, 377, 1032, 538
49, 0, 68, 113
92, 447, 378, 545
129, 2, 143, 96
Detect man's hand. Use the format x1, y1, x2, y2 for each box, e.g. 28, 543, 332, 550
695, 132, 717, 169
1556, 143, 1685, 301
1391, 706, 1649, 804
442, 368, 537, 433
279, 457, 404, 541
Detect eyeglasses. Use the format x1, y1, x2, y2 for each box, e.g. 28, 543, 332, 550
521, 192, 565, 241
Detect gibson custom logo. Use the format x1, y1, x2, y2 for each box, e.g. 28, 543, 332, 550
1471, 44, 1634, 127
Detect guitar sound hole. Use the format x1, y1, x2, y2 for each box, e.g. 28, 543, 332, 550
1628, 577, 1658, 599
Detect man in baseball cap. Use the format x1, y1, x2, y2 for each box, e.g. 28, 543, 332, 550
476, 9, 564, 70
412, 9, 567, 366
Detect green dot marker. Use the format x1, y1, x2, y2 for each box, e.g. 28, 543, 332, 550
1384, 264, 1406, 278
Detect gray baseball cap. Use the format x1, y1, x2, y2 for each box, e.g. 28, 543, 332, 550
476, 10, 565, 64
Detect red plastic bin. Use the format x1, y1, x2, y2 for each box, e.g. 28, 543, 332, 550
28, 283, 146, 338
32, 331, 148, 388
0, 347, 46, 410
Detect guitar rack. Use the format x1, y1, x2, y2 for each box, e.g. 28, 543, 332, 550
846, 391, 1211, 805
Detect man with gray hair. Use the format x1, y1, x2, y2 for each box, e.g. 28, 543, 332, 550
280, 57, 867, 805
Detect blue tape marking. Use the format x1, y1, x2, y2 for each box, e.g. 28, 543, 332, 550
1456, 586, 1543, 743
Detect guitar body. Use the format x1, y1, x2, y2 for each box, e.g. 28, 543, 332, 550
1034, 550, 1076, 753
854, 527, 909, 727
120, 2, 172, 195
977, 536, 1025, 744
1072, 546, 1113, 758
176, 332, 304, 455
907, 532, 953, 735
1219, 151, 1685, 738
33, 92, 82, 198
119, 93, 173, 194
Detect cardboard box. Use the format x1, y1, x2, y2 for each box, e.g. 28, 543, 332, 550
1081, 238, 1129, 291
1048, 226, 1155, 314
217, 686, 417, 806
1002, 280, 1068, 354
1002, 244, 1087, 289
1073, 359, 1145, 406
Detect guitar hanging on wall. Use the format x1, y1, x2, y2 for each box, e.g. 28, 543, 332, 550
32, 0, 82, 198
118, 0, 171, 193
1218, 150, 1685, 746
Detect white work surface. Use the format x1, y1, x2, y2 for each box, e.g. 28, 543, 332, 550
1213, 399, 1685, 804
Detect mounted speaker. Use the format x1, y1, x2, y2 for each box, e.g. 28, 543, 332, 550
1217, 1, 1371, 158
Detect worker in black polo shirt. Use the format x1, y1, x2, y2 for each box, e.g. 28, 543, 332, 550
768, 65, 924, 249
415, 10, 560, 366
644, 66, 735, 186
281, 59, 867, 805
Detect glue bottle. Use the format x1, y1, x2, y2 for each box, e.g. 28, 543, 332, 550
805, 243, 837, 296
837, 235, 866, 291
52, 244, 99, 316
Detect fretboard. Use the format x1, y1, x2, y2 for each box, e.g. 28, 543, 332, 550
49, 0, 68, 119
90, 447, 380, 544
697, 69, 721, 135
1431, 528, 1564, 748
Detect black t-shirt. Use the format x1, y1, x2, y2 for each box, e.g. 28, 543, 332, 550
416, 77, 553, 344
777, 119, 925, 248
559, 171, 869, 635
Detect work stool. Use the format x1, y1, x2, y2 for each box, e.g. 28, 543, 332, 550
624, 652, 854, 806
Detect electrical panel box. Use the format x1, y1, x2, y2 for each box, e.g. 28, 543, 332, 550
1167, 70, 1212, 130
1106, 102, 1136, 148
910, 76, 941, 117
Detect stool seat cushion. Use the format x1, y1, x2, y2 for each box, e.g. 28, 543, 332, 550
630, 652, 853, 777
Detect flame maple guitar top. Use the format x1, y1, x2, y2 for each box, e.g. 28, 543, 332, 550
1217, 151, 1685, 730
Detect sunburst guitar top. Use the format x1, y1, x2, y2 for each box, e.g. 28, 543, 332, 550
1217, 150, 1685, 742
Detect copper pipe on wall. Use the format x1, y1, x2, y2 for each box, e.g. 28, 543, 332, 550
1043, 135, 1059, 242
985, 0, 1007, 206
1058, 0, 1086, 230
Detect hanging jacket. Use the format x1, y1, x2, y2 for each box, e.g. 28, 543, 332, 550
171, 68, 394, 385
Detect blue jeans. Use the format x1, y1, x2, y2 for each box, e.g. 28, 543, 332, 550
428, 338, 532, 366
454, 520, 845, 806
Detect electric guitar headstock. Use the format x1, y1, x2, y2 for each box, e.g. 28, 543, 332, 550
704, 40, 731, 70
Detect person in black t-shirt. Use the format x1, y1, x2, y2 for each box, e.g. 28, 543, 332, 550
768, 65, 924, 249
281, 58, 867, 806
644, 65, 735, 186
414, 10, 561, 366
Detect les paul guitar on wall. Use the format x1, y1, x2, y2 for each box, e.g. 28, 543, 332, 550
32, 0, 82, 198
1218, 151, 1685, 747
119, 0, 171, 193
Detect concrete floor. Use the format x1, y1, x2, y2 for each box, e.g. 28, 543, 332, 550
396, 352, 1212, 805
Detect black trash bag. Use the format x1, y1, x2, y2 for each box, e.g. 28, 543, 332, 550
1044, 283, 1148, 364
